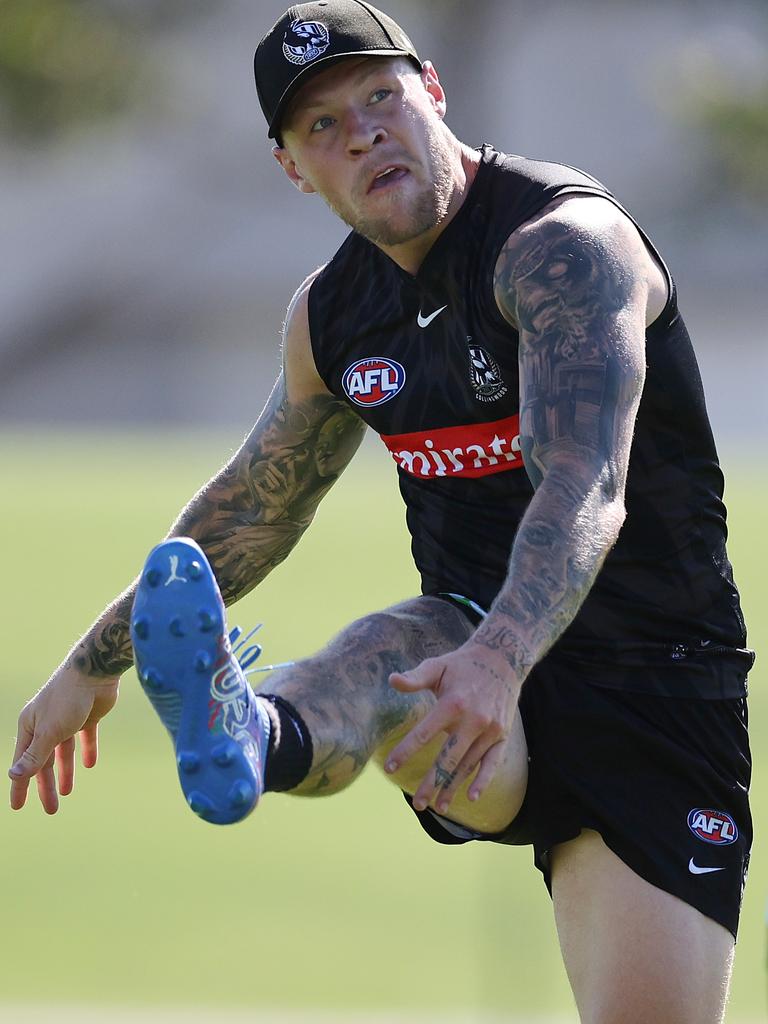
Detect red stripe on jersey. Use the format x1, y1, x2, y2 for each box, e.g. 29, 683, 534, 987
380, 415, 523, 479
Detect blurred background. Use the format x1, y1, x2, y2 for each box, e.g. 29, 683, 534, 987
1, 0, 765, 1021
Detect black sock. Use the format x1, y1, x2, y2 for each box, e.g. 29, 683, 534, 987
259, 694, 314, 792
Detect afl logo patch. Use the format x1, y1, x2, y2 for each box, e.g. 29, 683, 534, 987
282, 19, 330, 66
469, 343, 507, 402
687, 808, 739, 845
343, 358, 406, 407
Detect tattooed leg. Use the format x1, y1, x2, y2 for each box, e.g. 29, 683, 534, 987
262, 596, 528, 833
263, 597, 458, 794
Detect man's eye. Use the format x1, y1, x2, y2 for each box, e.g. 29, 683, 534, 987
370, 88, 392, 104
311, 116, 335, 132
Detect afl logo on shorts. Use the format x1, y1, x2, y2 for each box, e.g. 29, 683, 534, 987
687, 808, 739, 845
343, 358, 406, 407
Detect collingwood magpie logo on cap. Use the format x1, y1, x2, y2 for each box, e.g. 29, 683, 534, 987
282, 19, 331, 66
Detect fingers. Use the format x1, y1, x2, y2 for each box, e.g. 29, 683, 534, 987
10, 733, 89, 812
9, 735, 57, 811
384, 699, 456, 776
79, 723, 99, 769
9, 733, 52, 786
35, 753, 59, 815
10, 735, 85, 811
9, 773, 31, 811
55, 737, 76, 797
467, 741, 506, 803
8, 674, 115, 813
10, 718, 81, 811
435, 733, 501, 812
389, 659, 445, 694
411, 729, 504, 814
9, 719, 33, 781
412, 731, 473, 813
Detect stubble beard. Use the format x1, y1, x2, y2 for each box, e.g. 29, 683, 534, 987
327, 126, 457, 247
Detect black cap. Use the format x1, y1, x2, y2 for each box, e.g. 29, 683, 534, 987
255, 0, 421, 142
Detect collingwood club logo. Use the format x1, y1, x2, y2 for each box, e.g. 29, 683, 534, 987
282, 19, 330, 65
469, 341, 507, 402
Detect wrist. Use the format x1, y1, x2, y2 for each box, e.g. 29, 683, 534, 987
464, 625, 533, 688
66, 639, 132, 681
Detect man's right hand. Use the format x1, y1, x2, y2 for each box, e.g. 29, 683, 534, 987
9, 666, 119, 813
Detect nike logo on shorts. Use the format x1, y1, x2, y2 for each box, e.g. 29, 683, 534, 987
417, 305, 447, 328
688, 858, 725, 875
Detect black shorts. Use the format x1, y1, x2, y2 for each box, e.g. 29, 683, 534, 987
404, 644, 753, 939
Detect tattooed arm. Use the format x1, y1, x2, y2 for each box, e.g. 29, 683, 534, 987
388, 196, 664, 813
472, 196, 652, 673
71, 282, 364, 680
9, 275, 365, 810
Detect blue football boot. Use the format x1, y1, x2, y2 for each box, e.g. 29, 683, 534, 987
130, 537, 274, 825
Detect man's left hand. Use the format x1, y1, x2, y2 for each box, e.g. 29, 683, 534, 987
384, 645, 520, 815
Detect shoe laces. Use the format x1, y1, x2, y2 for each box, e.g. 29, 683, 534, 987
229, 623, 294, 676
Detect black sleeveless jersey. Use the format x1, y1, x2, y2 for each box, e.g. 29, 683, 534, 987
308, 146, 752, 698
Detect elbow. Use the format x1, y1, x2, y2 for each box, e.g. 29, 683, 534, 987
598, 484, 627, 554
605, 498, 627, 549
588, 470, 627, 557
599, 460, 628, 539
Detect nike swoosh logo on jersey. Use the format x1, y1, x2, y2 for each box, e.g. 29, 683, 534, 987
688, 858, 725, 875
417, 305, 447, 328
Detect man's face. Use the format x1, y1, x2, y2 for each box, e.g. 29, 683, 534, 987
273, 57, 455, 248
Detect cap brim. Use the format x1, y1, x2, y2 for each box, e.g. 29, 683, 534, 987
268, 49, 422, 141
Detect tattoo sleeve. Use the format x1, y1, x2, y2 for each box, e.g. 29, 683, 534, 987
471, 210, 646, 683
69, 373, 365, 678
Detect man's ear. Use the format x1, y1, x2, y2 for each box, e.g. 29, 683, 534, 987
420, 61, 446, 121
272, 145, 317, 194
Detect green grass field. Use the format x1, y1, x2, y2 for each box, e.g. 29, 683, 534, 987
1, 432, 765, 1021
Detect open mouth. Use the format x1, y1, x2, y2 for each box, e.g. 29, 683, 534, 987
368, 165, 409, 192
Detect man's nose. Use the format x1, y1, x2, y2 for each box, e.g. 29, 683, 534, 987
345, 111, 386, 154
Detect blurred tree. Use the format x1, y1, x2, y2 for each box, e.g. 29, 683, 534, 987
0, 0, 208, 144
664, 20, 768, 204
98, 0, 210, 30
0, 0, 142, 142
689, 88, 768, 201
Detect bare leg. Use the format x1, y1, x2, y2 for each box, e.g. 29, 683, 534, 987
551, 830, 734, 1024
262, 596, 528, 833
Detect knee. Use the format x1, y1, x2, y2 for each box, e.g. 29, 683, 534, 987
340, 599, 469, 659
338, 610, 412, 659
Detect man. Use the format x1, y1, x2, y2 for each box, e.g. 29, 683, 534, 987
9, 2, 753, 1021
